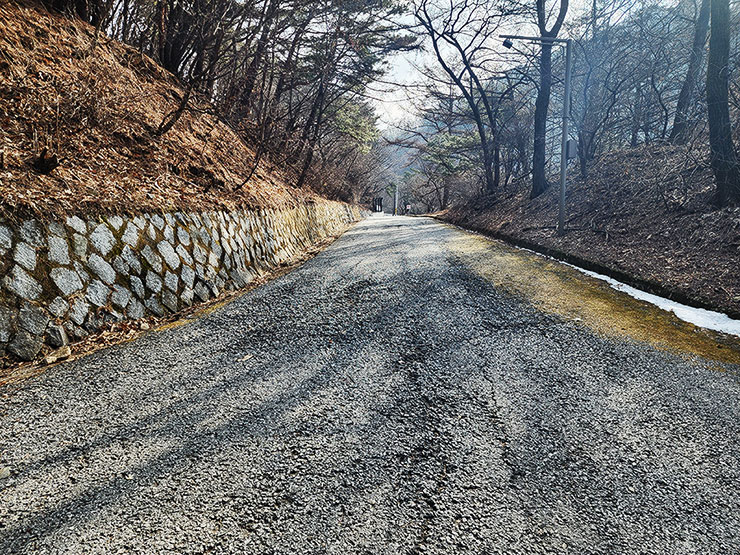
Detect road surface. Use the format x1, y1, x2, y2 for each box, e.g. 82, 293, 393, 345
1, 215, 740, 554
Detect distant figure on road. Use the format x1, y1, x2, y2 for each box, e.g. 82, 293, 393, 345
405, 204, 411, 215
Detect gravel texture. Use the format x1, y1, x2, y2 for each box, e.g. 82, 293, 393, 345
1, 215, 740, 554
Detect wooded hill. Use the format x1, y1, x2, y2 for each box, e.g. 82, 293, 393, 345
0, 0, 407, 221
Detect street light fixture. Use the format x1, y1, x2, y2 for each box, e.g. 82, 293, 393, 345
500, 34, 573, 236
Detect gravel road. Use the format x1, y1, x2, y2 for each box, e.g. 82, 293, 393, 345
1, 215, 740, 554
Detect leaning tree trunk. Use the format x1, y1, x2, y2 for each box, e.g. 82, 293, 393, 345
707, 0, 740, 206
531, 43, 553, 199
670, 0, 710, 144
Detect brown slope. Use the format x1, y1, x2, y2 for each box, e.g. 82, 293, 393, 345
0, 0, 310, 223
442, 143, 740, 317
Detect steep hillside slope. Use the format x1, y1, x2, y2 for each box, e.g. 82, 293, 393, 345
0, 0, 309, 222
442, 144, 740, 317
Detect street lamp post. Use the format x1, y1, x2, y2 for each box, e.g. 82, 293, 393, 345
502, 34, 573, 236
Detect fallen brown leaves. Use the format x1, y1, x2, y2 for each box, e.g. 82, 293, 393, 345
0, 0, 313, 224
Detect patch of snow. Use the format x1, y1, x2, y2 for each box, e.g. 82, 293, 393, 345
515, 243, 740, 338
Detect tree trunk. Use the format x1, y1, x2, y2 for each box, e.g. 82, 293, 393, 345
707, 0, 740, 206
532, 43, 553, 198
670, 0, 710, 144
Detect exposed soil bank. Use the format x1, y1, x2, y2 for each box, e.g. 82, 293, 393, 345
438, 145, 740, 320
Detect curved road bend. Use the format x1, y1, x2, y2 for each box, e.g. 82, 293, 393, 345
1, 215, 740, 554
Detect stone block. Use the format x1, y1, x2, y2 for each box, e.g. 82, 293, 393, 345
73, 261, 90, 284
121, 246, 142, 275
89, 224, 115, 256
4, 266, 42, 301
48, 235, 70, 265
48, 296, 70, 318
127, 298, 145, 319
8, 330, 44, 361
45, 323, 68, 348
181, 265, 195, 289
130, 275, 145, 299
86, 280, 110, 307
176, 244, 193, 266
69, 298, 90, 326
164, 272, 178, 293
157, 240, 180, 270
66, 216, 87, 234
48, 221, 66, 237
122, 222, 139, 246
72, 233, 88, 259
112, 256, 128, 275
194, 282, 210, 302
145, 297, 165, 317
142, 245, 163, 273
0, 225, 12, 250
20, 220, 44, 247
181, 288, 194, 306
162, 290, 178, 312
87, 254, 116, 285
13, 242, 36, 271
112, 284, 132, 309
18, 302, 49, 335
0, 306, 15, 343
106, 215, 124, 230
177, 227, 191, 246
145, 271, 162, 294
151, 214, 165, 230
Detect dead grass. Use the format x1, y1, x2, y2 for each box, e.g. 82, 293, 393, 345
443, 143, 740, 318
0, 0, 311, 224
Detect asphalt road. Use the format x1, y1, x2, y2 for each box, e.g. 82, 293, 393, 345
1, 215, 740, 554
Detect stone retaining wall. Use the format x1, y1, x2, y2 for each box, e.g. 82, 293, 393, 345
0, 201, 365, 361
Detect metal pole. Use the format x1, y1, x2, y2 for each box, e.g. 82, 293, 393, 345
558, 39, 573, 236
394, 183, 398, 216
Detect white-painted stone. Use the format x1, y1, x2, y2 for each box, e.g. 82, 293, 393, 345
164, 225, 174, 243
48, 235, 70, 265
151, 214, 165, 230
